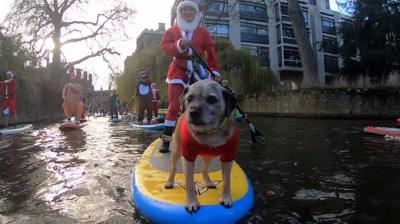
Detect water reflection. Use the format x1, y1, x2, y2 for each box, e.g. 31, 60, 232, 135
0, 116, 399, 223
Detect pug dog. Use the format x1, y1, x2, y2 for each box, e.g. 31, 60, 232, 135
164, 79, 238, 213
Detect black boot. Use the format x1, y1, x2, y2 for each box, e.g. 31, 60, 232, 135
159, 126, 174, 153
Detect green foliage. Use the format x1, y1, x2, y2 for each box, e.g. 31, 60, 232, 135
117, 40, 278, 105
116, 43, 171, 104
0, 33, 37, 76
338, 0, 400, 84
215, 40, 278, 95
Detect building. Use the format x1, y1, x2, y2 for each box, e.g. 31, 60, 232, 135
170, 0, 346, 89
136, 23, 166, 53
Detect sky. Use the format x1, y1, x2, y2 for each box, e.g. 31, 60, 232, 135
0, 0, 338, 90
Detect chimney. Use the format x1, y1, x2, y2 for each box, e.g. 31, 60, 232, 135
158, 23, 165, 31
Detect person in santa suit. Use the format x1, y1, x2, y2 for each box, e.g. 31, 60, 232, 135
159, 0, 221, 153
151, 83, 161, 118
0, 71, 18, 128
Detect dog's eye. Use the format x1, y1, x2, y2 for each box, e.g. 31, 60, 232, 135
206, 95, 218, 104
187, 95, 195, 103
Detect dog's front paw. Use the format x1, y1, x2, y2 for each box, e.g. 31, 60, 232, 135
185, 198, 200, 213
164, 182, 174, 189
219, 194, 233, 208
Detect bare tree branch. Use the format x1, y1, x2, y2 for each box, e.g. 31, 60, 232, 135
65, 47, 120, 70
5, 0, 135, 71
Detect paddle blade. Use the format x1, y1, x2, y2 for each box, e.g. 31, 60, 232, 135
249, 123, 266, 144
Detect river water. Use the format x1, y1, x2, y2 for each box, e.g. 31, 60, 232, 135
0, 116, 399, 224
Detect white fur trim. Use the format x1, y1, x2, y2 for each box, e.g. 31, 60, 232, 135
212, 71, 221, 77
177, 1, 202, 32
164, 119, 177, 127
3, 107, 10, 115
166, 78, 189, 88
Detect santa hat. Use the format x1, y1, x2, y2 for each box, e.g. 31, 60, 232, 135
177, 0, 203, 32
6, 71, 14, 79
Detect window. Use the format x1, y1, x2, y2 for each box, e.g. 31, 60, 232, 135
240, 23, 268, 44
243, 45, 270, 67
278, 47, 282, 66
206, 1, 228, 17
282, 24, 296, 44
302, 11, 309, 24
206, 22, 229, 38
324, 55, 339, 73
325, 0, 331, 10
279, 3, 308, 24
283, 46, 302, 67
321, 17, 336, 35
276, 25, 282, 44
239, 1, 268, 22
322, 36, 338, 54
275, 4, 280, 22
309, 0, 316, 5
280, 3, 290, 22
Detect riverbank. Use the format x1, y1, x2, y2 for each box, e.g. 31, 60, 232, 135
239, 88, 400, 119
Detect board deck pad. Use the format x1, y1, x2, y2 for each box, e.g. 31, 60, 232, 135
149, 142, 221, 173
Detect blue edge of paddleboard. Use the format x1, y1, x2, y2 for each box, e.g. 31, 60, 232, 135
129, 123, 165, 130
131, 171, 254, 224
111, 118, 123, 123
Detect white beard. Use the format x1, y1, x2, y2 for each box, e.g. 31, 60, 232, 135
177, 13, 202, 32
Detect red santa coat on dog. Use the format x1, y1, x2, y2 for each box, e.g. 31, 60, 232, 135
162, 25, 220, 86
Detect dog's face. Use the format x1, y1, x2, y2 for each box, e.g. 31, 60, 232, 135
182, 80, 236, 128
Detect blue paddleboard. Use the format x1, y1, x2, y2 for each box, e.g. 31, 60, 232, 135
129, 122, 164, 130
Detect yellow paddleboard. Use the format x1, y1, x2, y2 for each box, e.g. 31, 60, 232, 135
131, 139, 254, 224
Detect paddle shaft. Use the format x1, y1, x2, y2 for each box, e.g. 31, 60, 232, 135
188, 45, 264, 143
188, 44, 247, 118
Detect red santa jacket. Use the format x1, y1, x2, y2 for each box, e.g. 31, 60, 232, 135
1, 79, 16, 100
152, 88, 160, 103
162, 25, 220, 85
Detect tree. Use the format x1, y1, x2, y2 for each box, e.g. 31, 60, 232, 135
0, 31, 37, 75
117, 40, 277, 105
338, 0, 400, 84
216, 40, 278, 94
5, 0, 135, 72
287, 0, 319, 88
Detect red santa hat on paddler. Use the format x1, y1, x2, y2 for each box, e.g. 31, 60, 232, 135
177, 0, 203, 32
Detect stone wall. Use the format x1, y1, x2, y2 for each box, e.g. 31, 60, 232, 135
240, 88, 400, 118
1, 66, 96, 125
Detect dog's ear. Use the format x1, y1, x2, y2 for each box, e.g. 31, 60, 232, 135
223, 90, 236, 117
179, 87, 189, 113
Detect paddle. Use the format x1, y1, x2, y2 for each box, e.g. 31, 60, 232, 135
188, 45, 266, 143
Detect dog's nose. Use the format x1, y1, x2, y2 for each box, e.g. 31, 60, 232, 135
189, 110, 201, 120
